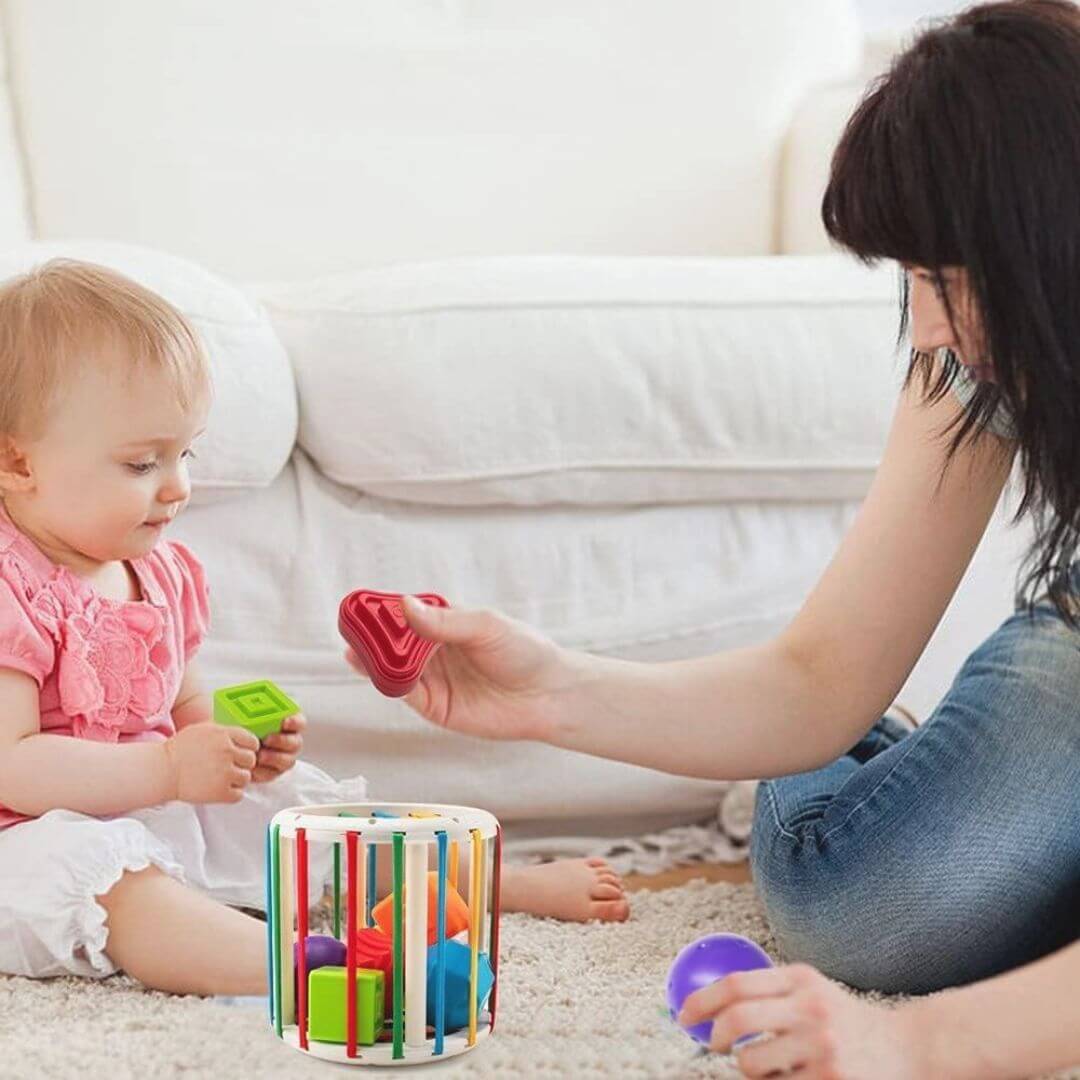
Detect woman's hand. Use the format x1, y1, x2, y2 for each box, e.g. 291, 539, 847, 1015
252, 711, 306, 783
679, 963, 929, 1080
345, 597, 577, 741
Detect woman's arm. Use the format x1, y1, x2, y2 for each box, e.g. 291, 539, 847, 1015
915, 938, 1080, 1080
0, 667, 176, 816
544, 370, 1016, 779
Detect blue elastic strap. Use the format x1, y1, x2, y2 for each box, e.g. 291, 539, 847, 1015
366, 843, 377, 926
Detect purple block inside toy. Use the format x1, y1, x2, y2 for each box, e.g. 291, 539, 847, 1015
293, 933, 347, 996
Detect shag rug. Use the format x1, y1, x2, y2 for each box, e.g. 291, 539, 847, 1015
1, 881, 1077, 1080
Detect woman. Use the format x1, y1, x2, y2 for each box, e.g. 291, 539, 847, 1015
347, 3, 1080, 1075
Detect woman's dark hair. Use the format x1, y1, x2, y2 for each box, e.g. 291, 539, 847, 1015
823, 0, 1080, 623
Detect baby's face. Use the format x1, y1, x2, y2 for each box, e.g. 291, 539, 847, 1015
20, 359, 209, 564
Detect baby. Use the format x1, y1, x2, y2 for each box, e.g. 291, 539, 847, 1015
0, 260, 628, 997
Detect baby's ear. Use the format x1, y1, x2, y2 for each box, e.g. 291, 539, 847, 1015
0, 436, 34, 493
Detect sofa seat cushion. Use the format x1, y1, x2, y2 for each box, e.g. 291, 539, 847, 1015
172, 453, 1026, 830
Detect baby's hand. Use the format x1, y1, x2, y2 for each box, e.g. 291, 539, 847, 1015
252, 712, 306, 783
165, 723, 259, 804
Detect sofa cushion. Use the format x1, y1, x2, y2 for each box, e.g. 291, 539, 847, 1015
260, 254, 900, 507
0, 242, 296, 504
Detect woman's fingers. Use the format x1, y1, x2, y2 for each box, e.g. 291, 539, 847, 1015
344, 648, 370, 678
401, 596, 501, 646
403, 676, 438, 724
734, 1032, 815, 1077
680, 967, 793, 1026
708, 995, 800, 1054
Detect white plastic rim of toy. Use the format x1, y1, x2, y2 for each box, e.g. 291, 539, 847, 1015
271, 802, 499, 843
279, 1022, 493, 1065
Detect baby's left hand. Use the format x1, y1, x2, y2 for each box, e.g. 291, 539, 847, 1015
252, 712, 306, 783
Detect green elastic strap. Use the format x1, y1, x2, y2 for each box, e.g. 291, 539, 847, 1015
392, 832, 405, 1059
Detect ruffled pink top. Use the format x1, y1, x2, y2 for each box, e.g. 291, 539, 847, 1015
0, 503, 209, 830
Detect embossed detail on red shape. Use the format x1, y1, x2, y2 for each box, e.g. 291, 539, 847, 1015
338, 589, 450, 697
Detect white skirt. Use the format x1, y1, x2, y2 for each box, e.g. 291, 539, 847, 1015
0, 762, 367, 979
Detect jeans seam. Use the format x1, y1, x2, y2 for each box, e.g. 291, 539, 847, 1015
817, 722, 931, 846
761, 777, 801, 843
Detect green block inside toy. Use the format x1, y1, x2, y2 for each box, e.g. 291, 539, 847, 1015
308, 966, 385, 1045
213, 680, 298, 740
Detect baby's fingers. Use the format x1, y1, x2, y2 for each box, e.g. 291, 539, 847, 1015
281, 712, 307, 734
257, 747, 295, 774
231, 743, 258, 770
263, 731, 302, 753
226, 727, 260, 753
229, 764, 253, 790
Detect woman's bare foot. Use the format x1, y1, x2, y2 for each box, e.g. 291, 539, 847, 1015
500, 857, 630, 923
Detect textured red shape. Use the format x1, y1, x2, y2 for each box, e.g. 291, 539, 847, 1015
338, 589, 450, 697
354, 926, 395, 1010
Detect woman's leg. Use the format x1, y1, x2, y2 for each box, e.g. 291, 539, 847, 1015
97, 865, 266, 996
750, 601, 1080, 994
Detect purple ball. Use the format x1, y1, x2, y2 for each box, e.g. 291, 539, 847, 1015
293, 933, 347, 993
666, 933, 773, 1046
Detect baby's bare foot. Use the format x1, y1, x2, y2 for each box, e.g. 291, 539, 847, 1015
500, 857, 630, 923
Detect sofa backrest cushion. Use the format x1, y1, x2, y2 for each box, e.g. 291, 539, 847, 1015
4, 0, 859, 278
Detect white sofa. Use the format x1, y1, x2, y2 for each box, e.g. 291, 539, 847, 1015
0, 3, 1028, 852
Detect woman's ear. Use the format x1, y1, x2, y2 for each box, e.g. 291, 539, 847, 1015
0, 436, 34, 494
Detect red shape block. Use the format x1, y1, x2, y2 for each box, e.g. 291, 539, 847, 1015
339, 589, 449, 698
355, 927, 395, 1011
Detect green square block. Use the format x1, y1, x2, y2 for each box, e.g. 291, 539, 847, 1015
308, 966, 385, 1045
213, 680, 298, 740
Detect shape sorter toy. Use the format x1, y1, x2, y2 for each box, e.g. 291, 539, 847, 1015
214, 680, 299, 739
338, 590, 450, 698
266, 802, 501, 1065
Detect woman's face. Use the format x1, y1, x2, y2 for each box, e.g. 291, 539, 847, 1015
905, 265, 995, 382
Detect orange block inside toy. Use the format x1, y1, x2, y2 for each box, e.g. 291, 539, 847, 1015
371, 872, 470, 946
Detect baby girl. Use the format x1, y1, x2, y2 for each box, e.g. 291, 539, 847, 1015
0, 260, 628, 996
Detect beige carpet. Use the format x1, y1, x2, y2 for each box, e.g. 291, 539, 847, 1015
0, 881, 1076, 1080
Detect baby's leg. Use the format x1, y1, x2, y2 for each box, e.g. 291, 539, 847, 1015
369, 846, 629, 924
97, 865, 266, 996
500, 859, 629, 923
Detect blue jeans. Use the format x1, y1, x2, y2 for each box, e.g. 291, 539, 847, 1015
750, 596, 1080, 994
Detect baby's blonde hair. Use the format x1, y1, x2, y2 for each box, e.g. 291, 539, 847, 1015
0, 259, 210, 438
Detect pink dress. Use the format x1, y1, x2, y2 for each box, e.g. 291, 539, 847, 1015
0, 502, 209, 830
